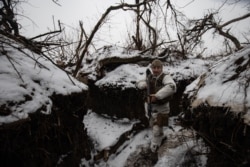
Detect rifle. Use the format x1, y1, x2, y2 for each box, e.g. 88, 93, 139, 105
146, 68, 152, 119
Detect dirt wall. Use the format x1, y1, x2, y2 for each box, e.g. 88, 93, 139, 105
0, 92, 91, 167
190, 106, 250, 167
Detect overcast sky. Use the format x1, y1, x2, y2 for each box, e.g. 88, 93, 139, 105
19, 0, 131, 38
18, 0, 249, 55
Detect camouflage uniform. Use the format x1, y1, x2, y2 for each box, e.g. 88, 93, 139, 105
137, 60, 176, 152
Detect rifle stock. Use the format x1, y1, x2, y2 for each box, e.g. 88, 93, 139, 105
146, 69, 152, 118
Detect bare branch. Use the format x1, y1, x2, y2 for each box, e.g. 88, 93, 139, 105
73, 0, 155, 76
183, 12, 249, 52
219, 13, 250, 28
0, 0, 19, 35
51, 0, 61, 6
5, 51, 25, 83
29, 20, 62, 40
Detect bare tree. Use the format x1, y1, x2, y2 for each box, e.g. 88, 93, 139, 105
0, 0, 67, 63
72, 0, 156, 77
183, 12, 250, 53
132, 0, 143, 50
0, 0, 19, 35
2, 0, 249, 78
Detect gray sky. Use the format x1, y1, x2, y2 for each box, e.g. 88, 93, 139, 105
20, 0, 129, 37
18, 0, 249, 55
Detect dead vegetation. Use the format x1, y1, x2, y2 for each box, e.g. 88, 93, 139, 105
1, 0, 250, 78
1, 0, 250, 166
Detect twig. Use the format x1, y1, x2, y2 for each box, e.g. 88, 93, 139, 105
4, 50, 25, 83
29, 20, 62, 40
194, 128, 238, 164
73, 0, 156, 76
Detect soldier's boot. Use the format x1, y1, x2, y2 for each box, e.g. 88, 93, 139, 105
150, 125, 164, 153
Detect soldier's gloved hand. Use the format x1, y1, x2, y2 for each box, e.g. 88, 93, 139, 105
150, 94, 157, 103
136, 81, 147, 90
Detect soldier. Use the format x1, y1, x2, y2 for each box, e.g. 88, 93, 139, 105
137, 59, 176, 152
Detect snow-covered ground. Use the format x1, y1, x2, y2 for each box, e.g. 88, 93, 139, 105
185, 45, 250, 125
81, 110, 208, 167
1, 34, 249, 166
79, 45, 250, 166
0, 35, 87, 125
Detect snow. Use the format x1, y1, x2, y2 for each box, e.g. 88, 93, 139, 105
0, 35, 88, 125
81, 110, 208, 167
185, 45, 250, 125
1, 34, 250, 166
95, 64, 147, 89
83, 110, 139, 151
80, 45, 249, 166
91, 47, 211, 88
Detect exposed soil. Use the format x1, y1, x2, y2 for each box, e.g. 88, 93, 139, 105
87, 80, 149, 125
188, 106, 250, 167
1, 77, 249, 167
0, 92, 91, 167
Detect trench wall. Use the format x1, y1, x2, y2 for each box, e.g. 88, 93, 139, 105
0, 92, 91, 167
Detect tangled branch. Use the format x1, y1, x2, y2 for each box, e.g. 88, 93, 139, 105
73, 0, 156, 77
184, 12, 250, 52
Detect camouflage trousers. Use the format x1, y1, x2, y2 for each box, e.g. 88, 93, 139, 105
149, 112, 169, 152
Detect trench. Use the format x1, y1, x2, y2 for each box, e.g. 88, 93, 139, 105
0, 92, 92, 167
87, 78, 250, 167
0, 78, 249, 167
190, 106, 250, 167
86, 78, 192, 163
